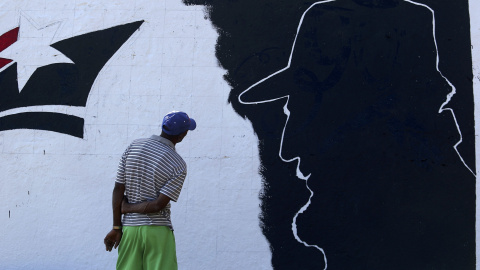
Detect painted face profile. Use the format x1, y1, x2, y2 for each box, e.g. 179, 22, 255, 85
239, 0, 472, 178
238, 0, 474, 269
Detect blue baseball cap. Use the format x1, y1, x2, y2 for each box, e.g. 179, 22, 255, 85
162, 111, 196, 135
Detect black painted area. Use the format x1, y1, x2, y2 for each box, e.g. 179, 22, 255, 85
185, 0, 475, 269
0, 21, 143, 111
0, 112, 84, 138
0, 20, 143, 137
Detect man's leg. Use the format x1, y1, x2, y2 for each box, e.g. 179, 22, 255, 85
117, 226, 144, 270
143, 226, 178, 270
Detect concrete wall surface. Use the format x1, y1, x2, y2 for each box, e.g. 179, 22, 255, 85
1, 0, 479, 269
0, 1, 271, 269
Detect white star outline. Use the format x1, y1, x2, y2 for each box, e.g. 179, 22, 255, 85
0, 12, 74, 92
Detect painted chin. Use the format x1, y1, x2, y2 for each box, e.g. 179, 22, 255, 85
297, 158, 312, 179
279, 148, 312, 178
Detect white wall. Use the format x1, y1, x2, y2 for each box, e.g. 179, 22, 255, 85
470, 1, 480, 269
0, 1, 271, 269
2, 0, 480, 269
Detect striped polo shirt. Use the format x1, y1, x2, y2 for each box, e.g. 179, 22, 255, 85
115, 135, 187, 229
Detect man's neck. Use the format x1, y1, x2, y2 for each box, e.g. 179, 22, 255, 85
160, 133, 178, 145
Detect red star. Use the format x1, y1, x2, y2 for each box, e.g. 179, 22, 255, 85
0, 27, 19, 69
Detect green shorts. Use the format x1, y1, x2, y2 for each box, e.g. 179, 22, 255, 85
117, 226, 177, 270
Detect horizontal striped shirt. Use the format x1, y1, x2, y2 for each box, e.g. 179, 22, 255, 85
116, 135, 186, 229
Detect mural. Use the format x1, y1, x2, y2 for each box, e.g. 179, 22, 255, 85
184, 0, 476, 269
1, 0, 477, 268
0, 15, 143, 138
0, 2, 272, 269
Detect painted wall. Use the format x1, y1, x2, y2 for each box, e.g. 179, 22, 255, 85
1, 0, 479, 269
187, 0, 477, 269
0, 1, 270, 269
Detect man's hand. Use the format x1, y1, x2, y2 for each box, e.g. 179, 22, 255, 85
121, 194, 171, 214
104, 229, 122, 252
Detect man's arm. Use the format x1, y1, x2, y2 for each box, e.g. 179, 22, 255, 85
121, 162, 185, 215
121, 193, 171, 214
104, 182, 125, 252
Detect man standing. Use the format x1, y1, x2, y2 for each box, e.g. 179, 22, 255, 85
104, 111, 196, 270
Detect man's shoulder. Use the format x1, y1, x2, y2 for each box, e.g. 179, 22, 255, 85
131, 138, 185, 165
130, 137, 166, 149
127, 137, 150, 148
166, 149, 186, 168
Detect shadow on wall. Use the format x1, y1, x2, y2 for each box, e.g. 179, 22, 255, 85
184, 0, 476, 269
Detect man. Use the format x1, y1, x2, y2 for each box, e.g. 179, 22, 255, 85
104, 111, 196, 270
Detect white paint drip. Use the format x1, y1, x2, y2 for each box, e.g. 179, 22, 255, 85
238, 1, 475, 269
